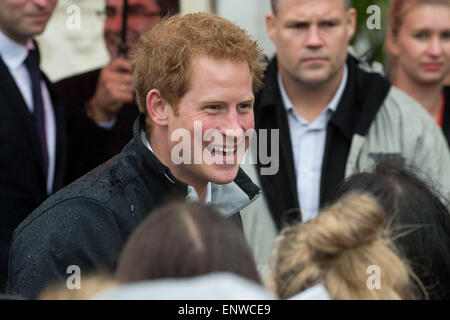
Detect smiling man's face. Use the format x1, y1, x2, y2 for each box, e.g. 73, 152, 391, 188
165, 55, 255, 190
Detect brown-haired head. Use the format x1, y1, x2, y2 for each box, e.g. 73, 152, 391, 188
271, 193, 418, 300
115, 201, 261, 284
133, 13, 265, 134
155, 0, 180, 17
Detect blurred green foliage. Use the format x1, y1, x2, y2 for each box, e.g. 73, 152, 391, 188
351, 0, 390, 63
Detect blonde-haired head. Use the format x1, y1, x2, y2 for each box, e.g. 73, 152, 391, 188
272, 193, 418, 300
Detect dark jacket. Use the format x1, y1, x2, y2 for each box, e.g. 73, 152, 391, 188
55, 68, 139, 184
8, 115, 260, 299
0, 56, 66, 290
442, 86, 450, 147
254, 55, 390, 228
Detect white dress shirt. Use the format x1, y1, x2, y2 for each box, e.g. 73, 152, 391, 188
140, 129, 211, 204
278, 66, 348, 222
0, 31, 56, 195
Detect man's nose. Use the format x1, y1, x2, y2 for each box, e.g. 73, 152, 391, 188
305, 25, 323, 48
220, 109, 246, 140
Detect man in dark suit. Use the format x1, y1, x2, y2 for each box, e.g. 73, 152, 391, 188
56, 0, 179, 184
0, 0, 65, 290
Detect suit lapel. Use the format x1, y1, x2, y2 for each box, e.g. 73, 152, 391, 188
0, 56, 46, 177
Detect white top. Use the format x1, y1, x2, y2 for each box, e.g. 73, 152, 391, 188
288, 284, 332, 300
94, 272, 276, 300
140, 129, 211, 204
0, 31, 56, 195
278, 65, 348, 222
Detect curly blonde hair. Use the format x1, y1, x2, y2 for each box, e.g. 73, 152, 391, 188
133, 13, 265, 132
271, 193, 419, 300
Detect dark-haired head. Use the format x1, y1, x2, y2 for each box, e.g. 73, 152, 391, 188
333, 162, 450, 299
115, 201, 261, 284
156, 0, 180, 17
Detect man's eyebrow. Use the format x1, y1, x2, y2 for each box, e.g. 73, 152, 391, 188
199, 97, 255, 105
320, 18, 342, 23
239, 98, 255, 104
128, 4, 152, 11
285, 18, 309, 24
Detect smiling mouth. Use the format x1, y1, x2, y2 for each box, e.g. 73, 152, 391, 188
207, 145, 237, 154
206, 145, 239, 164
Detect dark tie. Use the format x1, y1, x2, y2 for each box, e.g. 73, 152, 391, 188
24, 49, 48, 177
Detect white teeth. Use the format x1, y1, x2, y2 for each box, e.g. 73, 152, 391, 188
211, 146, 235, 153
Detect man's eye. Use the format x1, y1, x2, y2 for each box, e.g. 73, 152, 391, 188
105, 7, 116, 18
97, 8, 115, 18
441, 31, 450, 40
206, 105, 221, 111
238, 104, 252, 111
322, 22, 336, 28
414, 32, 429, 40
289, 23, 308, 29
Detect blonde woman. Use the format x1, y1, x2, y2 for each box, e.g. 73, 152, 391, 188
385, 0, 450, 145
271, 193, 419, 300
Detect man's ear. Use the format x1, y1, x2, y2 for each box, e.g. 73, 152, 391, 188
347, 8, 357, 42
266, 13, 277, 43
146, 89, 170, 126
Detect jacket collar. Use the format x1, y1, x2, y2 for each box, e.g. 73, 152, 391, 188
130, 115, 261, 217
259, 55, 391, 140
254, 54, 391, 227
0, 31, 32, 70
